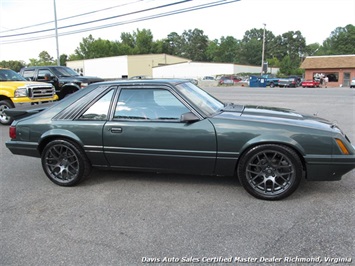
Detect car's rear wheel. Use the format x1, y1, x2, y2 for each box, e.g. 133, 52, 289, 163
41, 139, 91, 186
0, 100, 14, 125
237, 144, 302, 200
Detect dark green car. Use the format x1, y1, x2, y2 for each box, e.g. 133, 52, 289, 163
5, 79, 355, 200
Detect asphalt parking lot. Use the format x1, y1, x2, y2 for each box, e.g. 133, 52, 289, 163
1, 86, 354, 265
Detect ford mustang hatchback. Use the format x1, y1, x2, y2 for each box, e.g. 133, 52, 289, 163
5, 79, 355, 200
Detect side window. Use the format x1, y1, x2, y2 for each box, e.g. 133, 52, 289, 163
79, 90, 114, 120
38, 69, 53, 80
114, 88, 190, 121
22, 70, 35, 80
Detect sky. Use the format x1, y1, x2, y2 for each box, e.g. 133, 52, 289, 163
0, 0, 354, 63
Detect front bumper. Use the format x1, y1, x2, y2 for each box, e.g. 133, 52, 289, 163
12, 95, 58, 107
305, 150, 355, 181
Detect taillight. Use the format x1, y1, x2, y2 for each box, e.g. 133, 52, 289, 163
9, 126, 16, 139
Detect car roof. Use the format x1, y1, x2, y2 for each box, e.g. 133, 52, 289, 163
22, 66, 70, 69
91, 78, 192, 86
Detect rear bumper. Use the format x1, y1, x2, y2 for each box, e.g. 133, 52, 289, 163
5, 141, 40, 158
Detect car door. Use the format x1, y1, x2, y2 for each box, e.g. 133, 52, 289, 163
103, 86, 217, 175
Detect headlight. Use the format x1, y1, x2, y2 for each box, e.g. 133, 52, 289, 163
80, 82, 89, 88
14, 87, 27, 97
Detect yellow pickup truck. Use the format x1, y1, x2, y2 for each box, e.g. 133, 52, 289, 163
0, 68, 58, 125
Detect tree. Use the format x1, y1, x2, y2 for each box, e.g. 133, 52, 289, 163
279, 55, 304, 76
279, 55, 293, 75
60, 54, 68, 66
279, 31, 306, 63
205, 39, 220, 62
28, 51, 55, 66
39, 51, 54, 64
304, 43, 322, 57
120, 32, 135, 49
0, 60, 26, 72
151, 39, 165, 54
73, 35, 97, 59
72, 34, 122, 59
133, 29, 154, 54
239, 28, 267, 65
239, 38, 262, 65
162, 32, 183, 56
59, 25, 354, 76
266, 57, 281, 72
181, 29, 209, 61
322, 24, 355, 55
218, 36, 240, 63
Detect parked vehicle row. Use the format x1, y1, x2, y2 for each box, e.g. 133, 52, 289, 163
0, 66, 104, 125
0, 68, 58, 125
20, 66, 104, 99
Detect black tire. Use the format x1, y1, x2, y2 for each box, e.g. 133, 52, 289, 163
41, 139, 91, 186
237, 144, 302, 200
0, 100, 14, 125
270, 82, 275, 88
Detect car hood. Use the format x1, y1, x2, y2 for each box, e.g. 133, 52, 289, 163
0, 81, 52, 87
217, 104, 336, 131
58, 75, 104, 83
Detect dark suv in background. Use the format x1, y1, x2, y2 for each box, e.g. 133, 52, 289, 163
20, 66, 104, 99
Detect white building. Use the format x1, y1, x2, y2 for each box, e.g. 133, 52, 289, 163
67, 54, 190, 79
152, 61, 278, 79
67, 54, 279, 80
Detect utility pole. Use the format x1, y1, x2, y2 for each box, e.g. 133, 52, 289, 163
261, 23, 266, 75
53, 0, 60, 66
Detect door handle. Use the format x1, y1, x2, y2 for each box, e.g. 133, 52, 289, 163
110, 127, 123, 133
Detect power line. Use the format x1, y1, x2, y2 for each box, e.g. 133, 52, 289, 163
0, 0, 144, 34
0, 0, 192, 38
0, 0, 240, 45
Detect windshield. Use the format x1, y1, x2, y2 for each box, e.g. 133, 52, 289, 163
0, 69, 27, 81
51, 67, 80, 77
175, 82, 224, 116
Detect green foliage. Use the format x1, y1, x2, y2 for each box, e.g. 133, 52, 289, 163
27, 51, 56, 66
323, 24, 355, 54
180, 29, 209, 61
133, 29, 154, 54
3, 24, 353, 76
305, 43, 322, 56
0, 60, 26, 72
60, 54, 68, 66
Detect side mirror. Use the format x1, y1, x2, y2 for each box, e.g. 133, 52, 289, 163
180, 112, 200, 123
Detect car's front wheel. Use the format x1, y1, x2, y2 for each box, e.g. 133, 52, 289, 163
41, 139, 91, 186
237, 144, 302, 200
